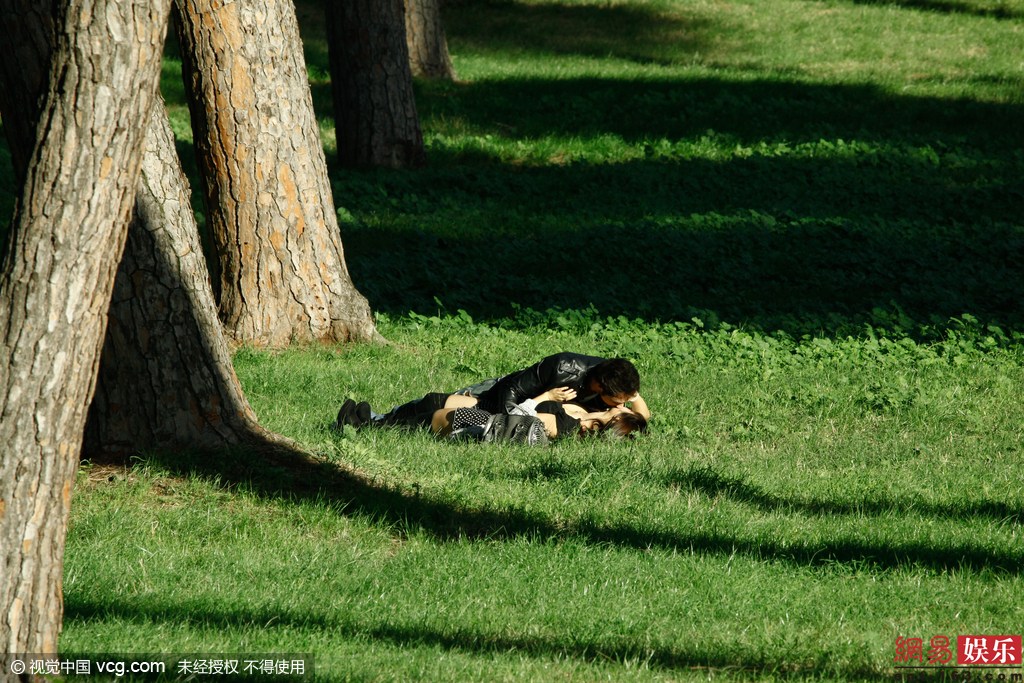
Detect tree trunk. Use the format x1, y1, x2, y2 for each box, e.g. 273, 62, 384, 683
83, 101, 279, 455
0, 0, 170, 666
405, 0, 457, 80
175, 0, 379, 347
2, 0, 289, 460
328, 0, 427, 169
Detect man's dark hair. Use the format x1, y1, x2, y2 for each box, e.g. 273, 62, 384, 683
589, 358, 639, 397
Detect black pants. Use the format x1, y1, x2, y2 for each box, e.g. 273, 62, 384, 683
379, 392, 450, 429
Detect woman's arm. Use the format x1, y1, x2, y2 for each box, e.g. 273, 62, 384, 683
516, 386, 577, 416
627, 394, 651, 421
533, 386, 577, 403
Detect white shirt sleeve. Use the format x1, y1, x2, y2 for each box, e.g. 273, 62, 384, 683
514, 398, 539, 416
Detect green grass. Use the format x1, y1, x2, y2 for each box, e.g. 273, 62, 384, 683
3, 0, 1024, 679
327, 0, 1024, 337
64, 316, 1024, 681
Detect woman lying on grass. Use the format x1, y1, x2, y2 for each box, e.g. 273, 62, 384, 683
430, 386, 648, 443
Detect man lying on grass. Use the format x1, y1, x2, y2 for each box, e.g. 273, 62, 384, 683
335, 352, 650, 443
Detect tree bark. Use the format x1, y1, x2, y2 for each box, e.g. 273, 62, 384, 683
328, 0, 427, 169
405, 0, 457, 81
175, 0, 379, 347
0, 0, 170, 666
1, 0, 276, 470
82, 101, 278, 455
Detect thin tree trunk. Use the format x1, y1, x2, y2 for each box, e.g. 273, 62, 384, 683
0, 0, 170, 666
175, 0, 380, 347
328, 0, 427, 169
405, 0, 457, 81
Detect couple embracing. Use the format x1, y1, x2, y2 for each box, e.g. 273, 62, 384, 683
336, 352, 649, 445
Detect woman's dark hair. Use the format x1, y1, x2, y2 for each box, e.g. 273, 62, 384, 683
590, 358, 639, 397
602, 412, 648, 440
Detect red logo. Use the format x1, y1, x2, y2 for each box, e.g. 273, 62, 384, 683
895, 637, 924, 663
957, 635, 1022, 666
894, 636, 955, 665
927, 635, 953, 665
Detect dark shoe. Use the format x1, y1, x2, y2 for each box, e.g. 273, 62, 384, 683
355, 401, 372, 428
335, 398, 357, 430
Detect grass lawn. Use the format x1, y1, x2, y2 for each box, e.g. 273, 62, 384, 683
3, 0, 1024, 680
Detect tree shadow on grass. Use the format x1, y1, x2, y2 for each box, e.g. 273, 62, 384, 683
63, 594, 889, 680
663, 464, 1024, 524
337, 73, 1023, 337
808, 0, 1024, 21
416, 76, 1022, 151
331, 74, 1024, 336
340, 150, 1024, 337
444, 0, 717, 67
116, 444, 1024, 578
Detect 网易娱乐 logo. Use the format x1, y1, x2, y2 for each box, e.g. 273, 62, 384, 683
894, 635, 1022, 679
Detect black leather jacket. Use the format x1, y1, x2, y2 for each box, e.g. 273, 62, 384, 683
475, 352, 608, 414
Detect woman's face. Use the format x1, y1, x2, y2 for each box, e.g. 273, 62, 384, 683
579, 407, 630, 433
